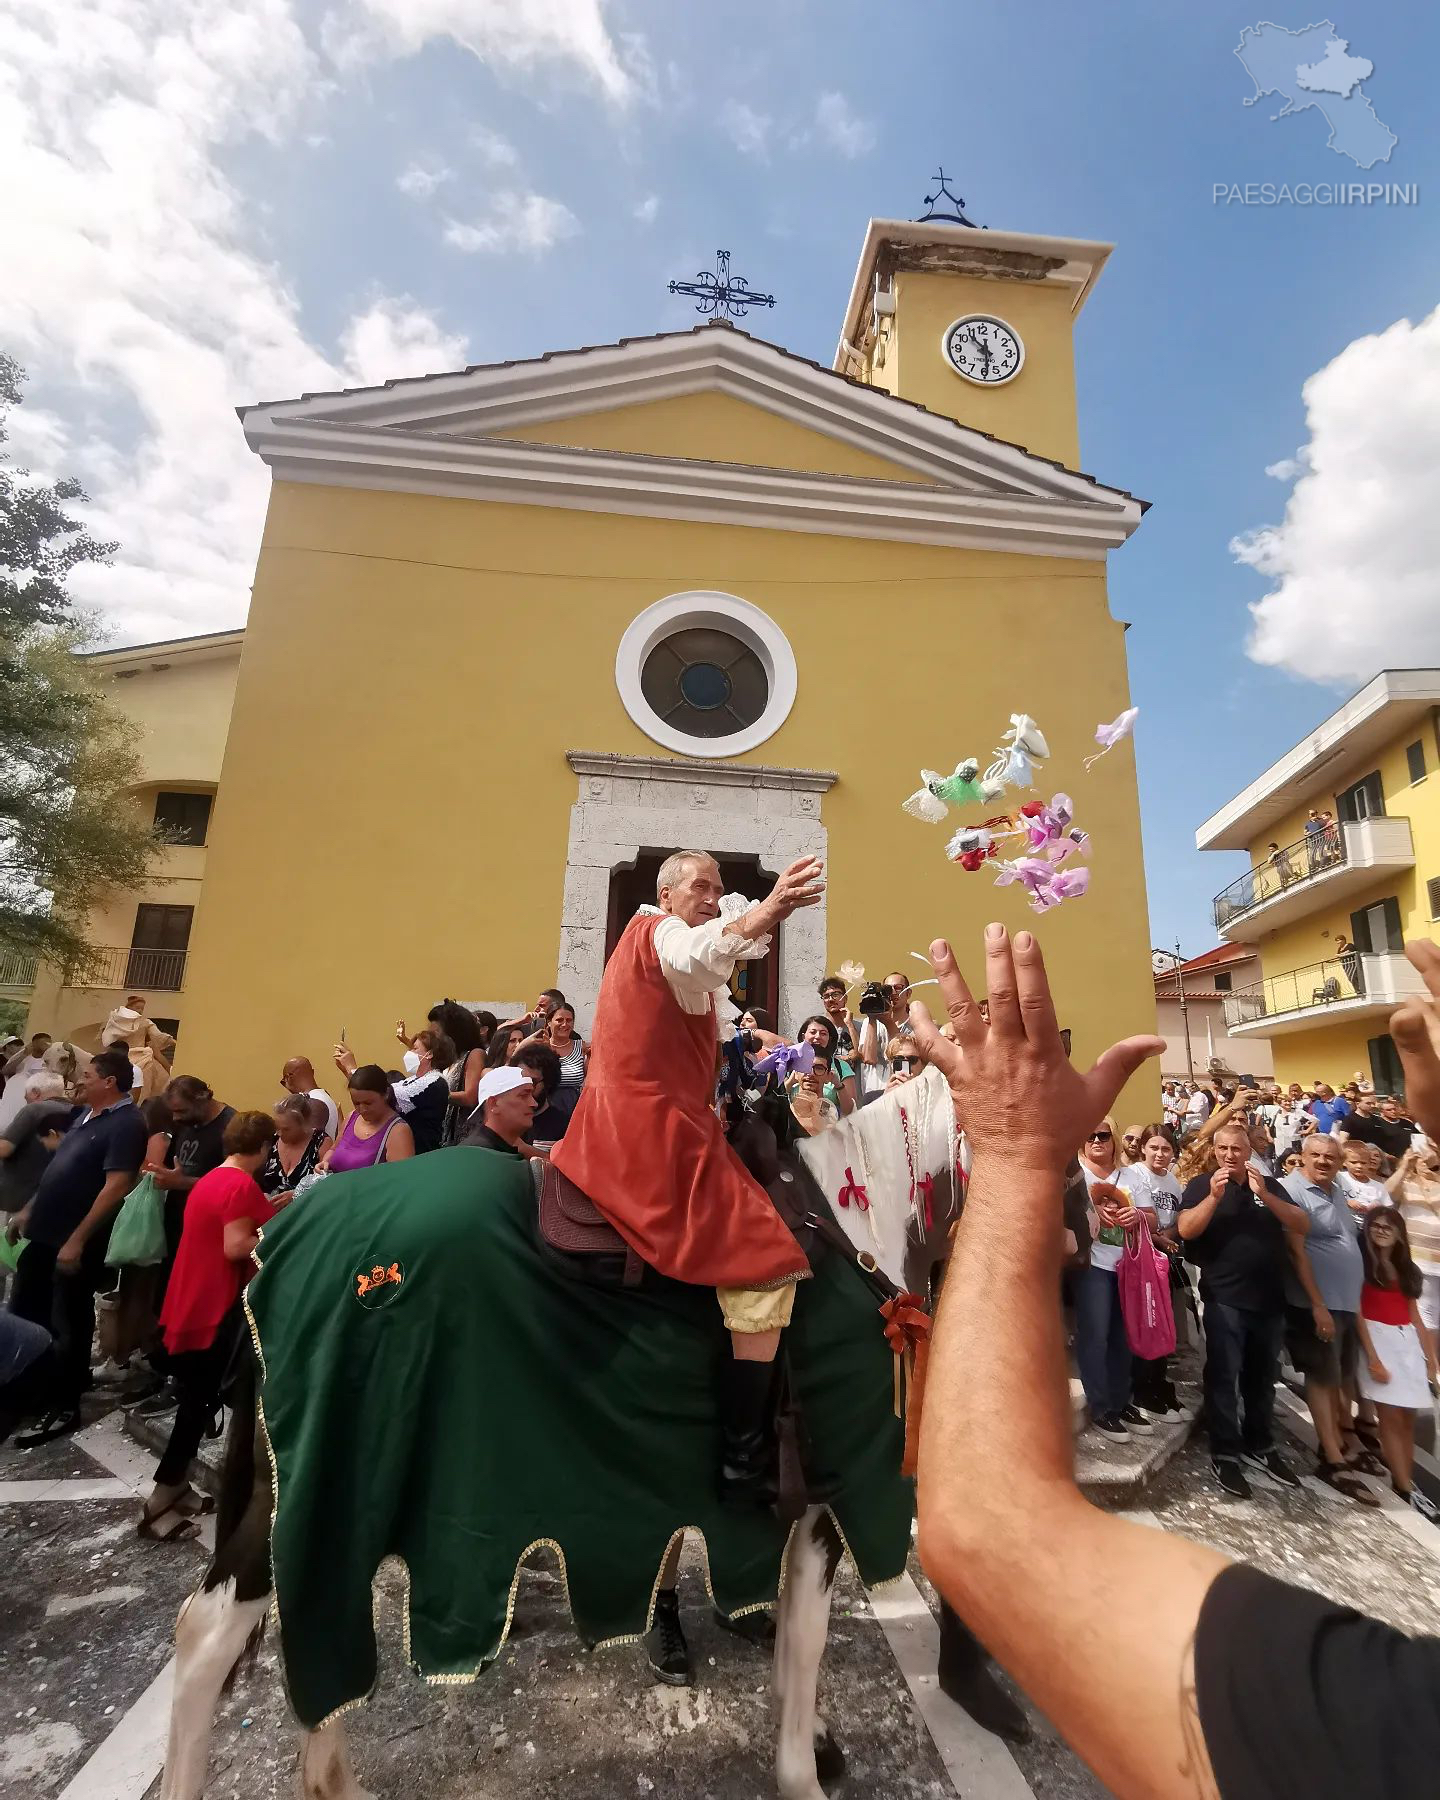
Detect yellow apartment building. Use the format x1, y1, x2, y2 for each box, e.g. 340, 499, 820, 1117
1195, 670, 1439, 1093
20, 207, 1160, 1116
11, 631, 243, 1050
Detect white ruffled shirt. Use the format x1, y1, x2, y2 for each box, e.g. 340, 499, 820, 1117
638, 898, 771, 1042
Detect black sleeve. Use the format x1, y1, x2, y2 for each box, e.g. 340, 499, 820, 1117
1261, 1173, 1291, 1204
2, 1103, 40, 1149
1195, 1563, 1440, 1799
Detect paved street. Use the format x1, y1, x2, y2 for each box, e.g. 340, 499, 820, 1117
3, 1394, 1438, 1800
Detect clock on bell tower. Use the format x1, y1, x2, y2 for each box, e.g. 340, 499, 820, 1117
833, 188, 1112, 470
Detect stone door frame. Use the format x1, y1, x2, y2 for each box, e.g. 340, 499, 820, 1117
558, 750, 836, 1034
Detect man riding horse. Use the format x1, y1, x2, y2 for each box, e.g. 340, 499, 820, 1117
553, 849, 824, 1506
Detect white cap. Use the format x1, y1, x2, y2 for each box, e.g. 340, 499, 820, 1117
475, 1066, 532, 1111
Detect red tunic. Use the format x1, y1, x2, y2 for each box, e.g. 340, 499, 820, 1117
552, 913, 808, 1289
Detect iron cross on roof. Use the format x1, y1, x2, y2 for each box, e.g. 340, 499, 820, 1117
918, 169, 984, 228
668, 249, 777, 320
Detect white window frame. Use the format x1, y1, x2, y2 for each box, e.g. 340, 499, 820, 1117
614, 591, 797, 759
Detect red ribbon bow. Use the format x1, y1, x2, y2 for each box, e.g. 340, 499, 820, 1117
837, 1167, 869, 1211
879, 1292, 933, 1477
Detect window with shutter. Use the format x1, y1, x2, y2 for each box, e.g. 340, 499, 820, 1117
1429, 875, 1440, 921
1336, 770, 1384, 821
1406, 740, 1427, 784
152, 791, 212, 845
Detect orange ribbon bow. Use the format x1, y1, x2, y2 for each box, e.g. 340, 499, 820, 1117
879, 1291, 932, 1477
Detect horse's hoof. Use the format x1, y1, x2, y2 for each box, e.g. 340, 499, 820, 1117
814, 1726, 846, 1785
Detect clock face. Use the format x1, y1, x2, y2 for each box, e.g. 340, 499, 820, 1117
943, 314, 1024, 386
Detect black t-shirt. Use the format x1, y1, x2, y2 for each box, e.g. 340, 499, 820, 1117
1340, 1111, 1417, 1159
1196, 1562, 1440, 1797
1179, 1172, 1290, 1310
0, 1100, 79, 1211
25, 1100, 148, 1249
167, 1105, 235, 1184
461, 1124, 522, 1158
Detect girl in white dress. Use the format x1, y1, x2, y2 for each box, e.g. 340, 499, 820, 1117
1354, 1209, 1439, 1506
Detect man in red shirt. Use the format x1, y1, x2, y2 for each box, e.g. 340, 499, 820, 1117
554, 850, 823, 1505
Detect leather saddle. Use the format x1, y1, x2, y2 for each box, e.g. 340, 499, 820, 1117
534, 1160, 644, 1289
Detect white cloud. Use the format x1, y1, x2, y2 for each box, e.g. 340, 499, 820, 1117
1, 0, 636, 643
443, 191, 579, 254
633, 193, 659, 225
337, 0, 642, 103
339, 297, 468, 385
1263, 455, 1305, 481
813, 90, 875, 158
721, 100, 770, 160
470, 123, 519, 167
1233, 307, 1440, 682
396, 157, 455, 199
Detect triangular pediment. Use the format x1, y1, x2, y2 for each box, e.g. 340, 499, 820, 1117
240, 323, 1145, 559
492, 391, 941, 486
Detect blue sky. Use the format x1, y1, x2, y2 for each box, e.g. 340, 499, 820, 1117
8, 2, 1440, 956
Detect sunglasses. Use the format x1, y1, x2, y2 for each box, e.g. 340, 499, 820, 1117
1123, 1135, 1141, 1145
891, 1055, 922, 1072
1088, 1130, 1113, 1143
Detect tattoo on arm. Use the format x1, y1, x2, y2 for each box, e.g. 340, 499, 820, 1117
1179, 1632, 1220, 1800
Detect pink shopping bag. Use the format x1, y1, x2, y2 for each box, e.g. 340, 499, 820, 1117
1118, 1215, 1176, 1359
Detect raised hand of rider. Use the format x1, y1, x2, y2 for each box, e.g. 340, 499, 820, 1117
908, 925, 1162, 1177
741, 856, 825, 940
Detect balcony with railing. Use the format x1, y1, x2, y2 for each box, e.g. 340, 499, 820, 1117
1212, 816, 1415, 940
0, 947, 38, 994
0, 943, 187, 998
1222, 951, 1426, 1038
66, 945, 189, 992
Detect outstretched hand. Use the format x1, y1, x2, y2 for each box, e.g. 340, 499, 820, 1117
1392, 939, 1440, 1143
908, 924, 1163, 1170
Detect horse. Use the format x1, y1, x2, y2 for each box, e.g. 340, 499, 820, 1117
158, 1069, 988, 1800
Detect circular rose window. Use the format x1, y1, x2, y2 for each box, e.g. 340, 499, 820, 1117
615, 593, 797, 757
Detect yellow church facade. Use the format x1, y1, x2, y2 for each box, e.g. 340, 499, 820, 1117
33, 215, 1159, 1115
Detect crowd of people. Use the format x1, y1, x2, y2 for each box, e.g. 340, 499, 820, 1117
1079, 1071, 1440, 1507
3, 986, 1436, 1535
1, 945, 1436, 1549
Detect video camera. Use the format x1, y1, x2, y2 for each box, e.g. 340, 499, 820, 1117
858, 982, 889, 1018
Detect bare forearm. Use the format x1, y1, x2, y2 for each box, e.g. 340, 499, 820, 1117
734, 895, 780, 943
919, 1156, 1076, 1543
1287, 1236, 1325, 1309
1176, 1195, 1219, 1239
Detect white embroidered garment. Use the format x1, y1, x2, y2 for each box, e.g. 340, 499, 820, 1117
637, 900, 771, 1043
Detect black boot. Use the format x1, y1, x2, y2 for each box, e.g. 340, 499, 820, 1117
646, 1588, 693, 1686
718, 1358, 778, 1510
937, 1602, 1030, 1743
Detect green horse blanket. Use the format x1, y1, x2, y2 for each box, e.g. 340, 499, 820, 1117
245, 1147, 913, 1727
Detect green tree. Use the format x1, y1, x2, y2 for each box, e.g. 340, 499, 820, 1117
0, 353, 158, 977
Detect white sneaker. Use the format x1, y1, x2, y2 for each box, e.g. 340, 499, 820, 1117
92, 1356, 132, 1384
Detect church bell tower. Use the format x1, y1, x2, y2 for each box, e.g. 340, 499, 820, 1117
834, 174, 1112, 470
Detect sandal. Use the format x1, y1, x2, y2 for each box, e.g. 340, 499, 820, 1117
1345, 1448, 1388, 1479
137, 1501, 199, 1543
1316, 1462, 1380, 1507
172, 1487, 216, 1518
